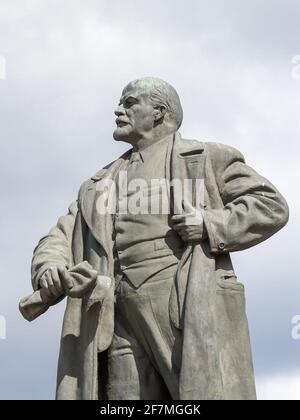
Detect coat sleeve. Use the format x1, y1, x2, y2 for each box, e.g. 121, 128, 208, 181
203, 143, 289, 254
31, 201, 78, 290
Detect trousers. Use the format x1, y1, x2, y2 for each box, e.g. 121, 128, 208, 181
106, 272, 182, 400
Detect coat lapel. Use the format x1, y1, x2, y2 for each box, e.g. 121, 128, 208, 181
169, 132, 207, 329
170, 133, 223, 399
171, 132, 205, 213
80, 150, 131, 273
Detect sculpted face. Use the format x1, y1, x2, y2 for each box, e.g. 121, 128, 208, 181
113, 83, 156, 144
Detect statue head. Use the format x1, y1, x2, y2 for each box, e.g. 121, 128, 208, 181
113, 77, 183, 146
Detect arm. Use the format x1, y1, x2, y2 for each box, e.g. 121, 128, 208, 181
203, 143, 289, 253
31, 201, 78, 291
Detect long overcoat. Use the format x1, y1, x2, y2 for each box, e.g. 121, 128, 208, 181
31, 133, 289, 400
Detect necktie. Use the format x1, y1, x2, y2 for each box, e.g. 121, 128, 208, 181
130, 151, 141, 165
127, 152, 142, 183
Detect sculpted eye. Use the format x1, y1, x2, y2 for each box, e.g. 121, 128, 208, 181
125, 100, 135, 107
123, 96, 138, 108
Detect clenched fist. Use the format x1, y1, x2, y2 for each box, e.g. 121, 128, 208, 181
39, 265, 71, 299
39, 262, 98, 299
171, 209, 207, 243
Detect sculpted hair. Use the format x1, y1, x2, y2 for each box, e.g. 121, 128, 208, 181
127, 77, 183, 129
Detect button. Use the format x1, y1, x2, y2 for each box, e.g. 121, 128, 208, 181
218, 242, 225, 250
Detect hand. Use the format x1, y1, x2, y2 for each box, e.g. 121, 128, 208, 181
171, 209, 206, 243
39, 265, 73, 299
39, 262, 98, 300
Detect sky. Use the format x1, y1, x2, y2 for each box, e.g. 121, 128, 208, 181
0, 0, 299, 399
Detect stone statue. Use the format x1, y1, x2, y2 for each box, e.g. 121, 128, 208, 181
22, 77, 289, 400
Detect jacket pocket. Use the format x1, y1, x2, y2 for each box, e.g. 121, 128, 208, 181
215, 273, 254, 399
216, 272, 245, 294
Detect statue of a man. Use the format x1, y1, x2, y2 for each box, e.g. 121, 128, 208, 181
29, 77, 289, 400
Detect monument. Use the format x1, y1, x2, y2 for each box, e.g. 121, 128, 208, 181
21, 77, 289, 400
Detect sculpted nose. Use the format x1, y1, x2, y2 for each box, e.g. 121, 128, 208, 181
114, 105, 125, 117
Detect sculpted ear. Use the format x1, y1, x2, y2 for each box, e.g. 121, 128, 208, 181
153, 105, 167, 123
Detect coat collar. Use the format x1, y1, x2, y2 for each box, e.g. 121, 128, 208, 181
171, 132, 205, 213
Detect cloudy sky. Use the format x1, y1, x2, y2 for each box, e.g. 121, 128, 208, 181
0, 0, 299, 399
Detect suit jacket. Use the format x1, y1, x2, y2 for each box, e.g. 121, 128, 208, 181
31, 132, 289, 400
